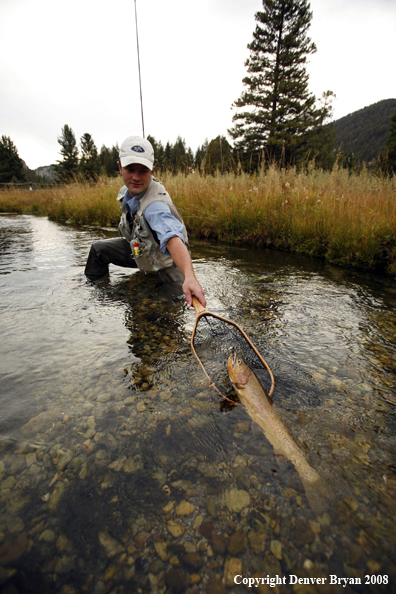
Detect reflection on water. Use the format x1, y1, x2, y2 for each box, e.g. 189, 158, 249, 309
0, 214, 396, 593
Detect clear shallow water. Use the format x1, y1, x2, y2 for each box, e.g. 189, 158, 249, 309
0, 213, 395, 593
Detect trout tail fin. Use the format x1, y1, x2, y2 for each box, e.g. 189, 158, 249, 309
302, 470, 333, 514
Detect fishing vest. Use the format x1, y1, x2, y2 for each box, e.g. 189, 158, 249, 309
117, 178, 189, 274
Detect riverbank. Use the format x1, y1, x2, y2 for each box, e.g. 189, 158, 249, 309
1, 165, 395, 274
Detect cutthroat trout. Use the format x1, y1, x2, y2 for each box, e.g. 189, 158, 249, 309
228, 348, 330, 512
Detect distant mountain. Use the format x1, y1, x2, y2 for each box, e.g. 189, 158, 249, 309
20, 161, 55, 184
34, 165, 57, 181
333, 98, 396, 164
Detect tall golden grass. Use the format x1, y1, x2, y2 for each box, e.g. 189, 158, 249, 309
1, 165, 395, 273
0, 178, 120, 226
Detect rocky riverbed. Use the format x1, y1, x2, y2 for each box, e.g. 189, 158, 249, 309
1, 293, 396, 594
1, 216, 396, 593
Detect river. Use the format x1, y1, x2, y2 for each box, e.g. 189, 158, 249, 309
0, 213, 395, 593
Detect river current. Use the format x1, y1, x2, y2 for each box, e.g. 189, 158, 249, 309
0, 213, 395, 593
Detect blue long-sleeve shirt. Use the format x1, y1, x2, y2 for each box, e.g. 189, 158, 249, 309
123, 189, 185, 255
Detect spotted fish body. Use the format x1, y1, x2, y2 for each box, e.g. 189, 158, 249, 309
228, 349, 330, 512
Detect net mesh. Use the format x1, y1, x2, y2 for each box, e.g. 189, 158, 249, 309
191, 310, 275, 404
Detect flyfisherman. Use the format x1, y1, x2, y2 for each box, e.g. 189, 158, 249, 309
84, 136, 206, 308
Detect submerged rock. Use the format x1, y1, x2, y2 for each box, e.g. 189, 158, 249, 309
199, 521, 214, 539
0, 567, 17, 585
206, 574, 226, 594
165, 568, 186, 593
0, 532, 27, 565
21, 410, 60, 436
123, 457, 144, 473
206, 496, 219, 518
182, 552, 202, 570
108, 456, 127, 472
224, 488, 250, 513
175, 501, 194, 517
39, 528, 56, 542
154, 540, 171, 562
56, 449, 74, 471
270, 540, 282, 560
79, 464, 88, 480
248, 530, 268, 555
167, 520, 185, 538
98, 531, 125, 558
1, 476, 16, 490
48, 481, 66, 513
227, 531, 247, 556
224, 556, 242, 587
210, 533, 226, 555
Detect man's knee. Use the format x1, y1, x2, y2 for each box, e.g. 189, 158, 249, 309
92, 240, 110, 256
92, 238, 126, 263
85, 242, 110, 278
85, 238, 137, 277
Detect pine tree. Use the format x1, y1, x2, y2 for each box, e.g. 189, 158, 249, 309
147, 135, 165, 171
164, 142, 172, 170
229, 0, 334, 167
155, 141, 165, 171
55, 125, 79, 182
204, 136, 235, 174
171, 137, 188, 172
79, 133, 101, 180
195, 139, 209, 172
99, 144, 119, 177
0, 136, 26, 183
99, 145, 110, 176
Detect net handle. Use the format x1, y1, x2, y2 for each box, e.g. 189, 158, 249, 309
190, 297, 275, 400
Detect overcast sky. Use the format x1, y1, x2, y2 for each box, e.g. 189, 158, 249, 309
0, 0, 395, 169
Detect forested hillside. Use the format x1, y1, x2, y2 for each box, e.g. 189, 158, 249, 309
333, 98, 396, 164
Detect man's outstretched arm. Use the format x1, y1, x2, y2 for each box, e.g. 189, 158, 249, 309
166, 236, 206, 308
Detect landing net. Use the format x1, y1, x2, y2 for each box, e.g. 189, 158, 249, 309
190, 299, 275, 404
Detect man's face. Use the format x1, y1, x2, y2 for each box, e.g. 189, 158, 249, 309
119, 162, 152, 197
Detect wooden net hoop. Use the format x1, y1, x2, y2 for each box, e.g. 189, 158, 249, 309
190, 298, 275, 404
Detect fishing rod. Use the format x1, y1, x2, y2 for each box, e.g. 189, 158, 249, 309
134, 0, 145, 138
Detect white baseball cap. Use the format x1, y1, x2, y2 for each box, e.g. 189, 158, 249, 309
119, 136, 154, 170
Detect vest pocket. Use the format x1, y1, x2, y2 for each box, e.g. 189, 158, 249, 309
132, 215, 162, 272
132, 236, 162, 272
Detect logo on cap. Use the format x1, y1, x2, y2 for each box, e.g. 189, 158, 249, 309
131, 145, 145, 153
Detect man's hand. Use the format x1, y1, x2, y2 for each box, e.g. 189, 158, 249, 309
182, 274, 206, 309
166, 236, 206, 308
